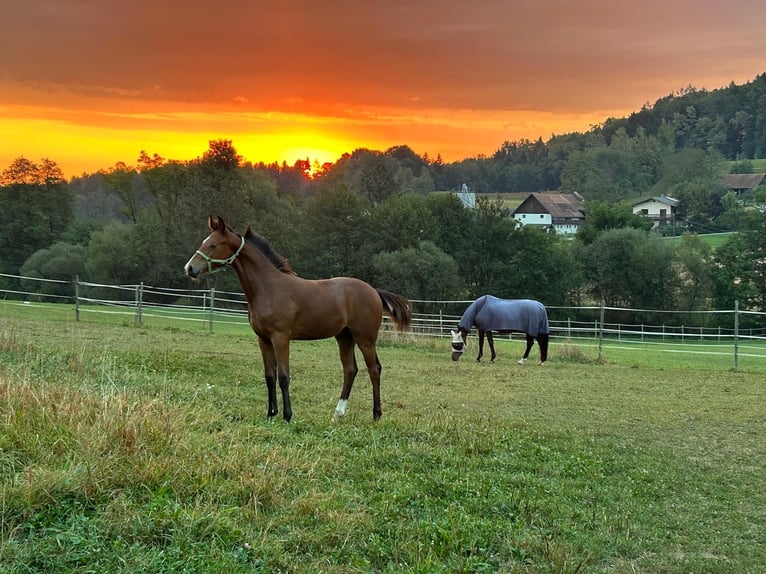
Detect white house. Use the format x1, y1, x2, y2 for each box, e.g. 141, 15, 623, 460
632, 195, 679, 228
511, 192, 586, 236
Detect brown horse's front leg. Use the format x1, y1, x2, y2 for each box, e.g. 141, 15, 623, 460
476, 331, 485, 362
273, 337, 292, 422
258, 337, 279, 419
278, 368, 292, 422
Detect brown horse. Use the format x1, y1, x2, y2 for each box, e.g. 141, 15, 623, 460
184, 215, 411, 422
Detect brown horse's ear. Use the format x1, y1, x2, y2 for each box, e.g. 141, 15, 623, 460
208, 215, 226, 232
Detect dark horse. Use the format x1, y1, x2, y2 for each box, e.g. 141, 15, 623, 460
185, 216, 412, 422
450, 295, 549, 364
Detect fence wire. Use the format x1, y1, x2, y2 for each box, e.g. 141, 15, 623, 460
3, 272, 766, 368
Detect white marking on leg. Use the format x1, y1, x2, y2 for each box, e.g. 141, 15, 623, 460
333, 399, 348, 421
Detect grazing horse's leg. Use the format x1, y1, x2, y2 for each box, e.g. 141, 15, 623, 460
537, 333, 550, 364
476, 330, 485, 362
486, 332, 497, 362
357, 340, 383, 420
519, 335, 535, 365
258, 337, 279, 419
333, 328, 358, 421
271, 335, 293, 422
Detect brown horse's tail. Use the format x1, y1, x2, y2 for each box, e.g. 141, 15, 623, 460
377, 289, 412, 332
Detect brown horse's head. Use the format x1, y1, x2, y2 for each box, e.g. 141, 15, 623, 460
184, 215, 245, 280
450, 328, 468, 361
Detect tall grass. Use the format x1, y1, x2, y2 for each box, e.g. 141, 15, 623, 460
1, 304, 765, 573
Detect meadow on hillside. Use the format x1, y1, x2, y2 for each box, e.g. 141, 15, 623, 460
1, 302, 765, 573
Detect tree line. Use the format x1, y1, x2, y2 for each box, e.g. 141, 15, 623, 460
2, 142, 766, 326
3, 73, 766, 324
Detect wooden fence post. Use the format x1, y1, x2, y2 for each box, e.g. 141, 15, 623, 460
734, 300, 739, 372
598, 298, 605, 361
209, 287, 215, 334
135, 282, 144, 325
74, 275, 80, 322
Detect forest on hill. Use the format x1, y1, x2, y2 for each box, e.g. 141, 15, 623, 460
2, 74, 766, 319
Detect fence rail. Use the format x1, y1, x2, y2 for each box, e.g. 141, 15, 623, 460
3, 272, 766, 370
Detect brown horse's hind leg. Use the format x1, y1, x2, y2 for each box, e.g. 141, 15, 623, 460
356, 340, 383, 420
333, 328, 358, 421
258, 337, 279, 419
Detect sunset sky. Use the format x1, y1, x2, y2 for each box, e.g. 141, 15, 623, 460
1, 0, 765, 178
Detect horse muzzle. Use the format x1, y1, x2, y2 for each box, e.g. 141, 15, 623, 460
184, 263, 202, 280
450, 329, 466, 361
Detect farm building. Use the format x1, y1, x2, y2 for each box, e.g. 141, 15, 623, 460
632, 195, 679, 228
454, 183, 476, 208
511, 192, 586, 236
721, 173, 765, 195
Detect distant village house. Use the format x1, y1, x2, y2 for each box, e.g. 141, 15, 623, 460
511, 192, 586, 236
720, 173, 765, 195
632, 195, 679, 228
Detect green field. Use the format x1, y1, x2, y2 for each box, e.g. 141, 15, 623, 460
476, 192, 528, 210
2, 302, 765, 573
664, 231, 734, 250
724, 158, 766, 173
432, 191, 528, 211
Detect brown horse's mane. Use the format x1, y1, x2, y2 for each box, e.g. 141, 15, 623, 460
244, 227, 297, 275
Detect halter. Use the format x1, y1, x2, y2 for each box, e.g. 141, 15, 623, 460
195, 235, 246, 274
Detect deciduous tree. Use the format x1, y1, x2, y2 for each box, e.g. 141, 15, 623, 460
371, 241, 464, 302
0, 157, 73, 277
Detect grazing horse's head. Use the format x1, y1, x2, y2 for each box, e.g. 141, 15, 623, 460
184, 215, 245, 280
450, 329, 468, 361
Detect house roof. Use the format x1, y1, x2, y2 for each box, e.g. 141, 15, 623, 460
633, 195, 679, 208
512, 192, 585, 219
721, 173, 765, 190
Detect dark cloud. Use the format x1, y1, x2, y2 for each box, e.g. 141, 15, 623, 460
2, 0, 764, 113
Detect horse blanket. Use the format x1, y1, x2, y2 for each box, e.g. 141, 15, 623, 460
458, 295, 549, 336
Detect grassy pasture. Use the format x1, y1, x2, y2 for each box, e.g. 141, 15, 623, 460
1, 302, 765, 573
662, 232, 734, 251
476, 192, 528, 210
723, 158, 766, 173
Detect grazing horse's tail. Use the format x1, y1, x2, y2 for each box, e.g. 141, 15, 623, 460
377, 289, 412, 332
